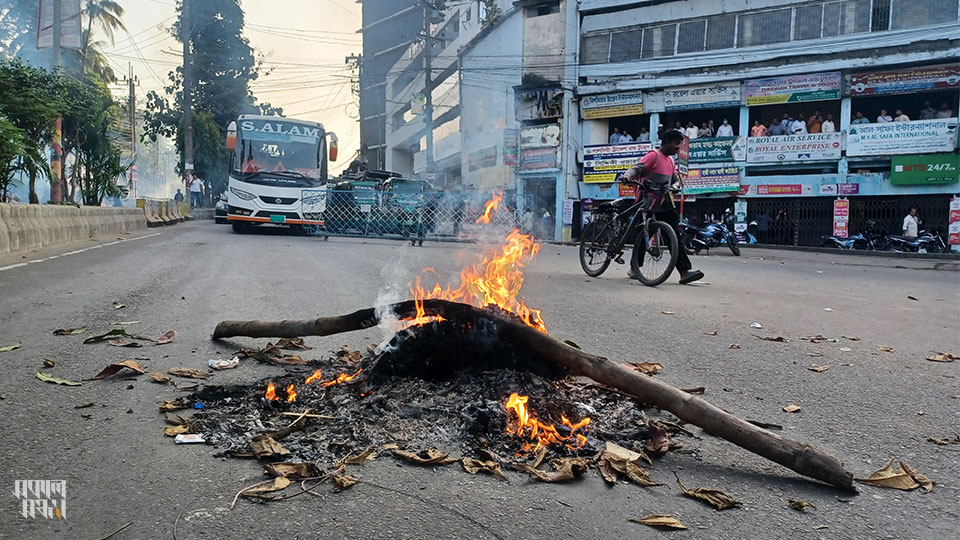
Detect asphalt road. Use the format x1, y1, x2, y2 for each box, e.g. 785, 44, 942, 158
0, 222, 958, 540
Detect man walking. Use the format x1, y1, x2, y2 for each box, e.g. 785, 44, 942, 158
621, 129, 704, 285
902, 207, 920, 240
188, 173, 204, 209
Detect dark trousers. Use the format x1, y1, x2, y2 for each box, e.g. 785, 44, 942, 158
191, 192, 203, 208
631, 209, 692, 275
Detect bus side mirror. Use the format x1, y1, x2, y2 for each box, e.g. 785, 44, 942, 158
226, 121, 237, 151
328, 132, 338, 162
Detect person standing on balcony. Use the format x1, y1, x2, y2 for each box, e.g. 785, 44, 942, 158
768, 118, 785, 135
894, 109, 910, 122
609, 127, 623, 144
698, 122, 713, 138
638, 126, 650, 142
790, 117, 807, 135
919, 101, 936, 120
852, 111, 870, 125
935, 102, 954, 118
685, 122, 699, 139
807, 110, 822, 133
876, 109, 893, 123
780, 113, 792, 133
621, 130, 634, 143
821, 114, 836, 133
716, 119, 734, 137
751, 120, 768, 137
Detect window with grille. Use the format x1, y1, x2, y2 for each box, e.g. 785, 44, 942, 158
580, 34, 610, 64
706, 13, 736, 50
795, 4, 824, 40
739, 9, 793, 47
641, 24, 677, 58
840, 0, 871, 34
609, 29, 643, 62
677, 20, 707, 53
822, 1, 842, 36
871, 0, 891, 30
891, 0, 959, 29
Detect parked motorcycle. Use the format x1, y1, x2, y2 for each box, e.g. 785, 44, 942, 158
882, 229, 947, 254
681, 209, 740, 256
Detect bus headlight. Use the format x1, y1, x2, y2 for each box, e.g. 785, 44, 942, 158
230, 187, 256, 201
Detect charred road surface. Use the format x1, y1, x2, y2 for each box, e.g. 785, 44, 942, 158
0, 222, 957, 540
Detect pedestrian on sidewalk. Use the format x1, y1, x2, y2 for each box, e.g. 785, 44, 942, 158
174, 189, 184, 203
188, 173, 205, 209
902, 207, 921, 240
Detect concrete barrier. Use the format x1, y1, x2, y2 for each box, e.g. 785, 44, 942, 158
138, 199, 164, 227
0, 203, 147, 257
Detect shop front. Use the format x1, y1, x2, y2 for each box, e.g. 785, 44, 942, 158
659, 82, 742, 138
581, 90, 649, 143
517, 123, 562, 240
745, 71, 843, 138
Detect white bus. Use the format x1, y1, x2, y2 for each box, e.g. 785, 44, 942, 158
224, 115, 337, 233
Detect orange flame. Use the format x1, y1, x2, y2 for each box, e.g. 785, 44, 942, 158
504, 393, 589, 451
321, 368, 363, 387
264, 381, 279, 401
407, 227, 546, 333
305, 368, 323, 385
286, 384, 297, 402
475, 190, 503, 224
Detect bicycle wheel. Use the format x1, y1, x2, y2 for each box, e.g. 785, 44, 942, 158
579, 220, 614, 277
630, 220, 679, 287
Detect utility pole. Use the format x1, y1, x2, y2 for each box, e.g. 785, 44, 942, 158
50, 0, 63, 202
181, 0, 195, 181
422, 1, 435, 181
127, 62, 138, 198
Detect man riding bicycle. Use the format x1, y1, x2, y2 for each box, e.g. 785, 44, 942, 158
620, 129, 704, 285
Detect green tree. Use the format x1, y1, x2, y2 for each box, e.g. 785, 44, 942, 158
81, 0, 125, 74
0, 115, 31, 202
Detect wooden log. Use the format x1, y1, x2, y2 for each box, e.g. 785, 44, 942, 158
212, 299, 855, 490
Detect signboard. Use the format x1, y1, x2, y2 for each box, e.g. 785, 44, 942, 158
516, 87, 563, 121
745, 72, 841, 106
467, 146, 497, 171
850, 64, 960, 96
581, 199, 594, 227
949, 197, 960, 247
580, 91, 644, 119
847, 118, 959, 156
582, 143, 652, 183
689, 136, 746, 163
833, 199, 849, 238
677, 136, 690, 178
890, 154, 959, 185
503, 129, 518, 166
734, 201, 747, 223
520, 124, 561, 148
562, 199, 574, 226
619, 183, 636, 197
663, 82, 741, 111
838, 183, 860, 195
37, 0, 82, 49
519, 147, 559, 171
684, 166, 741, 194
746, 133, 842, 163
757, 185, 803, 196
819, 184, 838, 195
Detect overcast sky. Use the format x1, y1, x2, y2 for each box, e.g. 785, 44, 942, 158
102, 0, 363, 173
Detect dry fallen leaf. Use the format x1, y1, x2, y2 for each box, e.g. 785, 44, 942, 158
462, 458, 506, 479
842, 336, 860, 341
74, 402, 94, 409
42, 358, 55, 367
333, 475, 359, 491
783, 404, 801, 413
159, 399, 188, 412
337, 345, 363, 363
925, 352, 957, 363
661, 311, 674, 315
755, 335, 790, 342
907, 295, 919, 301
807, 352, 824, 358
927, 435, 960, 446
644, 421, 670, 456
250, 435, 290, 458
628, 515, 687, 530
89, 359, 145, 380
729, 343, 741, 349
598, 458, 620, 484
149, 373, 171, 384
0, 343, 22, 352
113, 303, 126, 310
154, 330, 177, 345
240, 477, 291, 497
631, 362, 663, 376
168, 367, 210, 379
265, 462, 318, 479
341, 448, 377, 465
839, 347, 852, 352
163, 425, 190, 437
681, 386, 706, 395
704, 331, 718, 336
272, 356, 306, 366
808, 364, 830, 373
83, 328, 128, 344
393, 448, 458, 465
107, 339, 142, 348
53, 327, 87, 335
275, 337, 312, 350
788, 498, 815, 512
803, 335, 829, 343
516, 457, 589, 483
856, 458, 933, 492
676, 475, 742, 510
604, 441, 650, 464
36, 372, 82, 386
876, 346, 895, 353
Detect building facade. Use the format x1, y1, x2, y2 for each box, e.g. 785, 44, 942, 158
576, 0, 959, 245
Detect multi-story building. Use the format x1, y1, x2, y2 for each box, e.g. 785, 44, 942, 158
576, 0, 959, 246
357, 0, 423, 170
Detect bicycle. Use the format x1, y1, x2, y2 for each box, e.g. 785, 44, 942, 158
578, 182, 680, 286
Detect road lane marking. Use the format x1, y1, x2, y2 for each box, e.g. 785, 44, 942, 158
0, 232, 163, 272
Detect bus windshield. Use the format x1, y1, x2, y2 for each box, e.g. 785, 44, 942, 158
236, 120, 322, 183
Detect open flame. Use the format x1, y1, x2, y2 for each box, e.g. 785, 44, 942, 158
264, 381, 279, 401
286, 384, 297, 402
305, 368, 323, 385
504, 393, 590, 451
321, 368, 363, 387
407, 192, 546, 333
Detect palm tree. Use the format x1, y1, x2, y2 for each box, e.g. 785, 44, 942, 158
77, 29, 117, 83
81, 0, 126, 72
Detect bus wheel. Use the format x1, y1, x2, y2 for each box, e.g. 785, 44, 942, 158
232, 222, 247, 233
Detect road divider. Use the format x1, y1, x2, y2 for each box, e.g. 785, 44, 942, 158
0, 203, 147, 257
